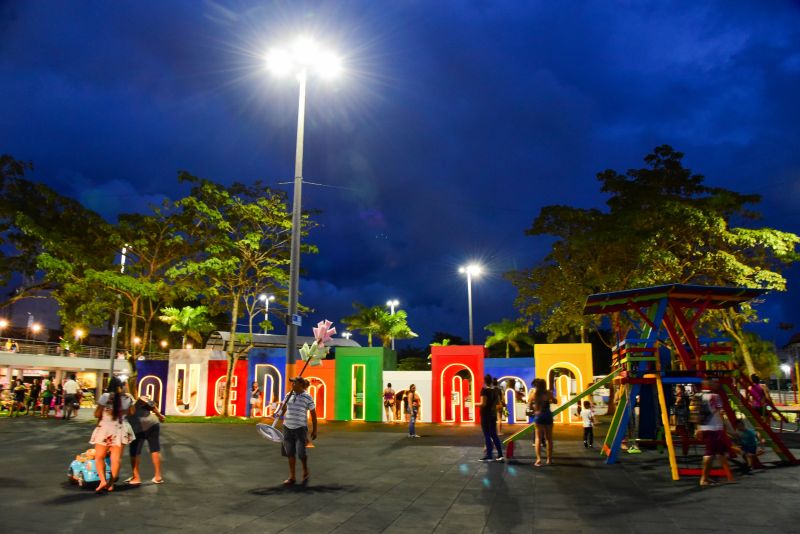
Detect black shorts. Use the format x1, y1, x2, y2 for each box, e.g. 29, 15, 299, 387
282, 426, 308, 459
130, 425, 161, 456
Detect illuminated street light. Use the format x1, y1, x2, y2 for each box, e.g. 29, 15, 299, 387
386, 299, 399, 350
779, 363, 792, 403
186, 343, 193, 350
458, 264, 483, 345
0, 318, 8, 329
258, 293, 276, 334
74, 328, 85, 341
342, 331, 352, 340
266, 35, 342, 369
133, 336, 141, 346
160, 340, 169, 349
31, 323, 42, 334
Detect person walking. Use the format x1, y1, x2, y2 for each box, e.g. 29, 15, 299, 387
40, 374, 55, 418
698, 380, 731, 486
383, 383, 395, 422
125, 395, 166, 485
529, 378, 555, 466
249, 381, 262, 418
11, 379, 26, 417
27, 378, 40, 415
480, 374, 504, 461
63, 374, 80, 420
276, 377, 317, 485
405, 384, 421, 437
580, 400, 595, 448
493, 378, 507, 435
89, 376, 135, 493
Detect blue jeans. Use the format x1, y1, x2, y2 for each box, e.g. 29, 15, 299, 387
409, 409, 417, 435
481, 416, 503, 458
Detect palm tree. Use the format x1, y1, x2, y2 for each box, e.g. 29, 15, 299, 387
484, 318, 535, 358
342, 303, 384, 347
158, 305, 215, 349
376, 309, 418, 348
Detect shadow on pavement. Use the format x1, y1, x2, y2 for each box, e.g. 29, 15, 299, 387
248, 483, 352, 496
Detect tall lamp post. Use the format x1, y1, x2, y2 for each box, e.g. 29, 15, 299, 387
266, 36, 341, 370
386, 299, 399, 350
780, 363, 791, 405
109, 245, 128, 374
258, 294, 276, 334
458, 264, 482, 345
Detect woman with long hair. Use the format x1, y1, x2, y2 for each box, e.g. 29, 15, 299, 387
528, 378, 555, 466
89, 376, 135, 493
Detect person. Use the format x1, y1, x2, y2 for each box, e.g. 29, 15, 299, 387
4, 339, 11, 351
529, 378, 555, 466
126, 395, 166, 485
736, 419, 762, 474
27, 378, 41, 415
10, 341, 19, 353
698, 379, 731, 486
383, 383, 396, 422
89, 376, 135, 493
40, 374, 55, 418
11, 379, 26, 417
493, 378, 507, 435
63, 374, 80, 420
54, 383, 64, 418
249, 381, 262, 418
674, 385, 692, 455
275, 377, 317, 485
405, 384, 421, 437
479, 374, 504, 461
580, 400, 595, 448
748, 374, 769, 420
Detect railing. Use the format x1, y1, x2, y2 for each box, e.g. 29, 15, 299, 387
0, 337, 170, 360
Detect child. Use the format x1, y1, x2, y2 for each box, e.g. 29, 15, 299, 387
737, 419, 762, 474
581, 400, 595, 448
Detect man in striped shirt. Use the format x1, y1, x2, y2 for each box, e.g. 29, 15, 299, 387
277, 377, 317, 485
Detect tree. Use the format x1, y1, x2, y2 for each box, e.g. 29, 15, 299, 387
158, 305, 215, 348
510, 146, 798, 375
484, 318, 535, 358
732, 331, 778, 380
342, 303, 417, 348
167, 174, 314, 416
375, 309, 418, 348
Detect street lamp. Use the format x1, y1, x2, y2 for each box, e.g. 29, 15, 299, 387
780, 363, 791, 404
266, 36, 341, 369
74, 328, 85, 341
258, 293, 276, 334
458, 264, 483, 345
386, 299, 399, 350
341, 331, 352, 340
0, 318, 8, 330
160, 340, 168, 350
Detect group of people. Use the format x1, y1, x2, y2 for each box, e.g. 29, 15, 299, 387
88, 376, 166, 493
381, 382, 421, 430
5, 374, 82, 419
3, 338, 19, 352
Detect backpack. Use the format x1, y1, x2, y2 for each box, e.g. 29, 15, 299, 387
688, 394, 711, 424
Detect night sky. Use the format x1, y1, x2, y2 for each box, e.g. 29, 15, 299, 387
1, 1, 799, 348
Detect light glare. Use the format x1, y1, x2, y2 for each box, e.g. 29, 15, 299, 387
266, 48, 293, 76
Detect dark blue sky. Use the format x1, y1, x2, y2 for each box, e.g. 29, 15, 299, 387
1, 1, 799, 348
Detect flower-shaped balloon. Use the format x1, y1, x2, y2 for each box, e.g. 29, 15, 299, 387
299, 341, 327, 366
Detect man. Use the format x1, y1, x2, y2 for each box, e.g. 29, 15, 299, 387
11, 379, 26, 417
479, 374, 504, 462
383, 382, 395, 422
40, 374, 55, 418
698, 379, 731, 486
276, 377, 317, 485
62, 374, 80, 420
27, 378, 41, 415
126, 395, 166, 485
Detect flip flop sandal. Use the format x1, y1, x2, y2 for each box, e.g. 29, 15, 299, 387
282, 478, 296, 486
151, 478, 165, 484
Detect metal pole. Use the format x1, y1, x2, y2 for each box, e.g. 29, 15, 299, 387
109, 246, 127, 374
390, 302, 396, 350
467, 272, 474, 345
285, 68, 307, 367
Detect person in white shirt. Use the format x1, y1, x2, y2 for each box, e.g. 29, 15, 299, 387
275, 377, 317, 486
580, 401, 595, 448
62, 374, 80, 420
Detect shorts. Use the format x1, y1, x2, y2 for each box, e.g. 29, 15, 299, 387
282, 426, 308, 459
742, 443, 757, 455
130, 425, 161, 456
702, 429, 728, 456
64, 394, 77, 408
250, 398, 259, 406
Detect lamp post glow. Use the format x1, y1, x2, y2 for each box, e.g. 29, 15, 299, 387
342, 331, 352, 340
780, 363, 791, 404
0, 318, 8, 330
258, 293, 276, 334
386, 299, 399, 350
266, 36, 341, 368
458, 264, 482, 345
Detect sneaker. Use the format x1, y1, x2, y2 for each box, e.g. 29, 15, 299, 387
411, 434, 421, 438
479, 457, 492, 462
495, 456, 504, 462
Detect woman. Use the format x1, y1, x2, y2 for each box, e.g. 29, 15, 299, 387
405, 385, 421, 438
528, 378, 555, 466
749, 374, 769, 419
249, 381, 262, 417
90, 376, 135, 493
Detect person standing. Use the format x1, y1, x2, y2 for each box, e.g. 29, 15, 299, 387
480, 374, 504, 461
27, 378, 41, 415
405, 384, 421, 437
40, 374, 55, 418
493, 378, 507, 436
126, 395, 166, 485
580, 400, 595, 448
529, 378, 555, 466
748, 374, 770, 420
698, 380, 731, 486
90, 376, 135, 493
276, 377, 317, 485
11, 379, 26, 417
383, 383, 396, 422
249, 381, 262, 418
63, 374, 80, 420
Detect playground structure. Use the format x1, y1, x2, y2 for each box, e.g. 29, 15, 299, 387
504, 284, 798, 479
135, 343, 594, 424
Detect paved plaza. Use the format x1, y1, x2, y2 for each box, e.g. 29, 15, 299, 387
1, 415, 799, 533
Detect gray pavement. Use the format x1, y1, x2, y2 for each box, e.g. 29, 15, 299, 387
1, 415, 799, 533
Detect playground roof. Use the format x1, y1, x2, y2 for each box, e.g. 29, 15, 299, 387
583, 284, 768, 315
